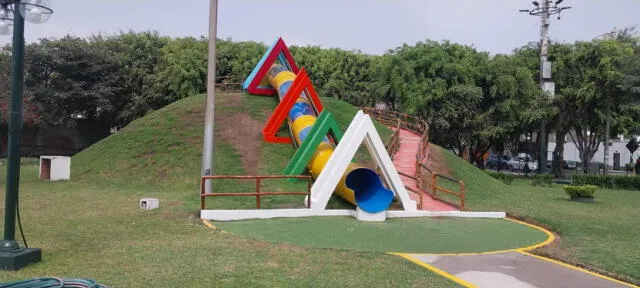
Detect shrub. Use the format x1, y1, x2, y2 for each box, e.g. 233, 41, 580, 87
572, 174, 640, 190
486, 171, 514, 185
625, 163, 634, 172
563, 185, 597, 198
532, 173, 553, 187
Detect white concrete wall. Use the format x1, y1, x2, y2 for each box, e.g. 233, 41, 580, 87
548, 140, 640, 167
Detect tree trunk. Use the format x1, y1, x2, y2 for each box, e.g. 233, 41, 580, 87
552, 130, 567, 178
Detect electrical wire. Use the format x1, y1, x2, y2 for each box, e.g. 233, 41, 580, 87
0, 277, 108, 288
16, 197, 28, 248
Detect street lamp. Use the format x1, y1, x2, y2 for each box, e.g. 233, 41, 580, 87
0, 0, 52, 271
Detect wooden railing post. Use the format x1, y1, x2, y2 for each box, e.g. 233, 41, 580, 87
256, 177, 261, 209
307, 178, 312, 208
432, 173, 438, 197
200, 177, 206, 210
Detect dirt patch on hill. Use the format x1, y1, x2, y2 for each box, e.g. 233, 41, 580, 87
215, 93, 263, 174
426, 144, 453, 178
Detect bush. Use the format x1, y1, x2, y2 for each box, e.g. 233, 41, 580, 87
532, 173, 553, 187
563, 185, 597, 198
625, 163, 634, 172
572, 174, 640, 190
486, 171, 514, 185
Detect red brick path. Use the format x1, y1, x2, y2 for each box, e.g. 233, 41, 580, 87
392, 129, 458, 211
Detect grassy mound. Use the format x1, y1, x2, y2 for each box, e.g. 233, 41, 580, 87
72, 93, 391, 209
438, 145, 640, 284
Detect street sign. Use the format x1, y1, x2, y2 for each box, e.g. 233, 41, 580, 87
626, 138, 638, 153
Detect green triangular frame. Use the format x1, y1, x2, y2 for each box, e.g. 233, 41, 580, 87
284, 111, 343, 176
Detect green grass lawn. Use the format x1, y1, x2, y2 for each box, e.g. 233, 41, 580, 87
216, 217, 548, 253
0, 166, 459, 287
440, 145, 640, 284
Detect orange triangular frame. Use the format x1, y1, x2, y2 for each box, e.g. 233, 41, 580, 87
262, 68, 324, 144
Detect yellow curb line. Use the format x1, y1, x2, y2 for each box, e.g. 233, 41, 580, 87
517, 251, 640, 288
201, 219, 216, 229
391, 253, 477, 288
396, 218, 637, 288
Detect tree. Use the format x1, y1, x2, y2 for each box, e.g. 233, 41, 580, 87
91, 31, 170, 128
563, 40, 635, 172
24, 36, 125, 137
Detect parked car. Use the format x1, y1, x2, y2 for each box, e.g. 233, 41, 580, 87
507, 156, 538, 171
564, 160, 577, 169
487, 154, 511, 169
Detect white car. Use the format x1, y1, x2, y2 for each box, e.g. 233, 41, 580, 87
507, 157, 538, 171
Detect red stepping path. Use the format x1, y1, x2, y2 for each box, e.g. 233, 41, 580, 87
392, 129, 458, 211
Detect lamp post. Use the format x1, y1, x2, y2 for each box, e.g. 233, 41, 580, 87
0, 0, 52, 271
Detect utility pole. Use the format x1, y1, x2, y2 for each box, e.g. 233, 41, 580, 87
596, 32, 615, 175
201, 0, 218, 195
520, 0, 571, 174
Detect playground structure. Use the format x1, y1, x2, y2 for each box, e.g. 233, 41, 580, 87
200, 37, 503, 221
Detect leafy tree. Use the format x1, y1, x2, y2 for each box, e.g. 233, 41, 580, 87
91, 31, 170, 128
24, 36, 124, 136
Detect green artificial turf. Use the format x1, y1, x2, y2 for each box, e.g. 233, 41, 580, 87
216, 217, 548, 254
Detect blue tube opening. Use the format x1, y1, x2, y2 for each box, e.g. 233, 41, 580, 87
346, 168, 394, 213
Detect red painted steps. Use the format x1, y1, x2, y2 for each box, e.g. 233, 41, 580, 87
391, 129, 458, 211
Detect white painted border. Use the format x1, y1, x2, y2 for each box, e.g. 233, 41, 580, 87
201, 209, 505, 221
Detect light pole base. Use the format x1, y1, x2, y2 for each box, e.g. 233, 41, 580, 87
0, 246, 41, 271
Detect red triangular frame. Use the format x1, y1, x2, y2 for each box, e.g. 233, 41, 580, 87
246, 38, 299, 95
263, 68, 324, 144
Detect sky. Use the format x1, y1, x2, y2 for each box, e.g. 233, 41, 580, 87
1, 0, 639, 55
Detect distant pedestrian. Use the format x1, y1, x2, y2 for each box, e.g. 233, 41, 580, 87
634, 157, 640, 175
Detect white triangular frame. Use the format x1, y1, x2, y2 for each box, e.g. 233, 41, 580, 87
310, 110, 417, 212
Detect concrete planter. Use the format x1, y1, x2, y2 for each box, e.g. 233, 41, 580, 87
569, 196, 595, 203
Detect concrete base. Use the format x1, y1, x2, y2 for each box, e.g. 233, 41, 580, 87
201, 209, 506, 221
0, 248, 41, 271
355, 207, 386, 222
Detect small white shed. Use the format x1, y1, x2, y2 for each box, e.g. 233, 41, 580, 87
39, 156, 70, 181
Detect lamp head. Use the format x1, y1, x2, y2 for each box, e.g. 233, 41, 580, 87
20, 0, 53, 24
0, 3, 13, 35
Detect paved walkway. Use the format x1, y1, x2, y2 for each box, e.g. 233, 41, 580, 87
404, 252, 634, 288
392, 129, 457, 211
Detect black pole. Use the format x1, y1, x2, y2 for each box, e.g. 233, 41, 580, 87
3, 0, 25, 245
0, 0, 41, 270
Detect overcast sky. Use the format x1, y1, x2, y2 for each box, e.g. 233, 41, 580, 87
1, 0, 638, 55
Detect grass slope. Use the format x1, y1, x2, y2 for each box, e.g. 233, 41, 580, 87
0, 93, 460, 287
439, 145, 640, 284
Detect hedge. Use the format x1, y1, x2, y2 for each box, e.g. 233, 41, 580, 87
532, 173, 553, 187
486, 172, 514, 185
572, 174, 640, 190
563, 185, 597, 198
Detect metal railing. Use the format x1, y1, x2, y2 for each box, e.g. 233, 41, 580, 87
200, 175, 313, 209
363, 107, 466, 210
